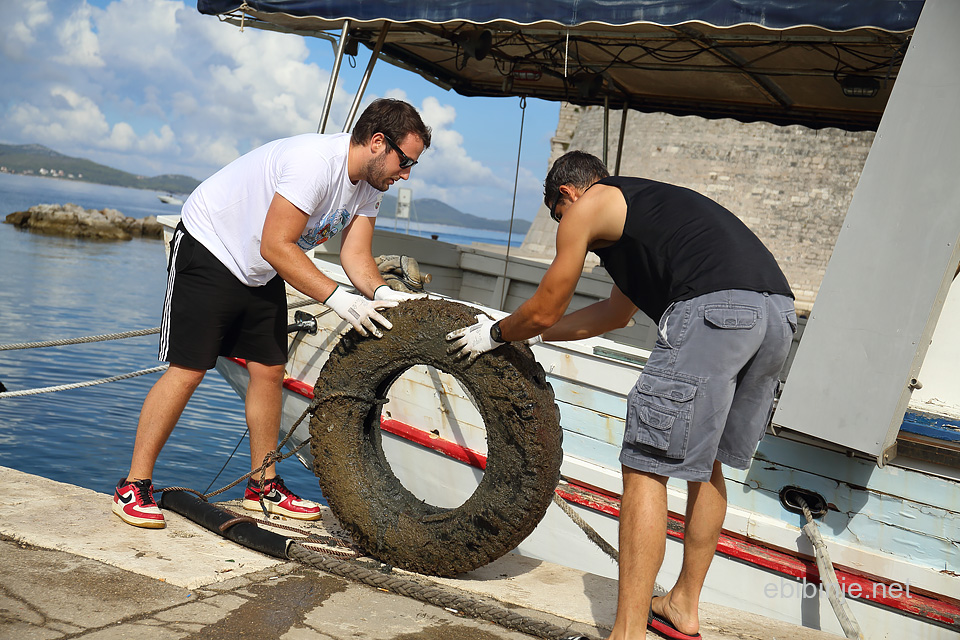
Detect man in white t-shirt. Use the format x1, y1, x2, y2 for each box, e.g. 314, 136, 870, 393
113, 99, 432, 529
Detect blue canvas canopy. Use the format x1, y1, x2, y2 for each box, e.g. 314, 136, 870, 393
197, 1, 923, 129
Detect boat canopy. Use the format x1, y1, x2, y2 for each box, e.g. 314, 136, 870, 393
198, 0, 922, 131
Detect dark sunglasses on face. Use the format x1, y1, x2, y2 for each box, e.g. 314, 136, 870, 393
382, 133, 418, 169
549, 196, 562, 222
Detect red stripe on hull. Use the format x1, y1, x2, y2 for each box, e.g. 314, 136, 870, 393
226, 359, 960, 628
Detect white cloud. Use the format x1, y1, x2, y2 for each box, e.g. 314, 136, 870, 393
1, 0, 53, 58
137, 124, 177, 153
53, 1, 103, 67
8, 87, 110, 143
382, 88, 409, 102
94, 0, 182, 71
415, 96, 500, 188
0, 0, 553, 220
105, 121, 137, 149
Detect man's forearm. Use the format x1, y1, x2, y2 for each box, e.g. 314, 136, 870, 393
341, 251, 386, 298
541, 298, 631, 342
265, 243, 339, 303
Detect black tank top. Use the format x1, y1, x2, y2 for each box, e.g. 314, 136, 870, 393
591, 176, 793, 322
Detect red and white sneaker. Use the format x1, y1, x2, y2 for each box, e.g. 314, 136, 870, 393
242, 476, 321, 520
112, 478, 165, 529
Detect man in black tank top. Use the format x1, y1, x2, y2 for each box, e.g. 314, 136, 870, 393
448, 151, 796, 640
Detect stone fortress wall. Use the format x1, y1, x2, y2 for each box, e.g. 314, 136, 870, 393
521, 103, 876, 313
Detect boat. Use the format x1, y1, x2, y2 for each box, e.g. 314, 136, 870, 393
158, 194, 184, 206
164, 1, 959, 637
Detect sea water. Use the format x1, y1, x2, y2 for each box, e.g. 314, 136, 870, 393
0, 172, 522, 501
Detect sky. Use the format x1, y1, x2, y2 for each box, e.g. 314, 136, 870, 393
1, 0, 561, 222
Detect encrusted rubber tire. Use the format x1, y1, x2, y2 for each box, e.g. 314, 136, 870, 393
309, 299, 562, 577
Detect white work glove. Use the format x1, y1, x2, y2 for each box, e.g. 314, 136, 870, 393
323, 286, 397, 338
374, 285, 427, 302
525, 334, 543, 346
446, 315, 502, 364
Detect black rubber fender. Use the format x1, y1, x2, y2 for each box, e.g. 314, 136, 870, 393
158, 490, 289, 559
309, 299, 562, 577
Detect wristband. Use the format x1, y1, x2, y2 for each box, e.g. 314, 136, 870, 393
490, 320, 505, 344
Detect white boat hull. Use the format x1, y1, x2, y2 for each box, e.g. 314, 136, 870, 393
211, 276, 960, 639
157, 213, 959, 637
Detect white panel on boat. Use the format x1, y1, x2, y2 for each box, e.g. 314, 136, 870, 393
774, 0, 960, 463
910, 279, 960, 420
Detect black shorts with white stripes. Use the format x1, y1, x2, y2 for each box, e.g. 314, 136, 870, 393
159, 222, 287, 370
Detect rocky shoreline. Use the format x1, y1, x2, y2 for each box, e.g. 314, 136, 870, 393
4, 203, 163, 240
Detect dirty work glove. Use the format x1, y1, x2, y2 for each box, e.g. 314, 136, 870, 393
323, 286, 397, 338
374, 285, 426, 302
446, 315, 502, 364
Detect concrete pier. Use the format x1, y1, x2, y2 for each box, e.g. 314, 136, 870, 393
0, 467, 838, 639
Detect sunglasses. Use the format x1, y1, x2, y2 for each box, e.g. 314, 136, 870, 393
549, 196, 562, 222
382, 133, 418, 169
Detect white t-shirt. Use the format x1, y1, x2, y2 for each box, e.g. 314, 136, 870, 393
181, 132, 382, 286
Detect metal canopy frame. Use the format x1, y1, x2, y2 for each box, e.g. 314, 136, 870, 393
197, 0, 960, 466
204, 2, 919, 131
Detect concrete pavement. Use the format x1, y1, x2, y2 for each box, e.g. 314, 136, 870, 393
0, 467, 839, 639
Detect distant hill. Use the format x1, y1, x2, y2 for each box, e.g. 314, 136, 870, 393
0, 143, 200, 194
0, 142, 530, 234
378, 195, 530, 234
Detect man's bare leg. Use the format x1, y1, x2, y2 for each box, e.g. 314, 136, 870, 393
607, 467, 669, 640
126, 364, 206, 481
651, 459, 727, 636
245, 361, 285, 479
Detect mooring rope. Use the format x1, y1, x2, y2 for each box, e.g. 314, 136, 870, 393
797, 497, 865, 640
551, 489, 666, 594
0, 327, 161, 351
159, 401, 317, 501
150, 390, 608, 638
287, 543, 595, 640
0, 304, 623, 638
551, 492, 618, 563
289, 296, 320, 310
0, 365, 168, 399
0, 297, 318, 353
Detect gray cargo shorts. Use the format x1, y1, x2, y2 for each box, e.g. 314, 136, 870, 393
620, 290, 797, 482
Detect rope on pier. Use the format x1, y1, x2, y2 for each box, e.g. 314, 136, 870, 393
0, 365, 168, 399
288, 542, 598, 640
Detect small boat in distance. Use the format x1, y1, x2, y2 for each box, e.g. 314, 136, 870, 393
158, 193, 184, 206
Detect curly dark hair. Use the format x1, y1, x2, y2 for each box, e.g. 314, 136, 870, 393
543, 150, 609, 210
351, 98, 432, 149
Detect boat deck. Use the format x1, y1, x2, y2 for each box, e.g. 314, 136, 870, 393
0, 466, 841, 639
